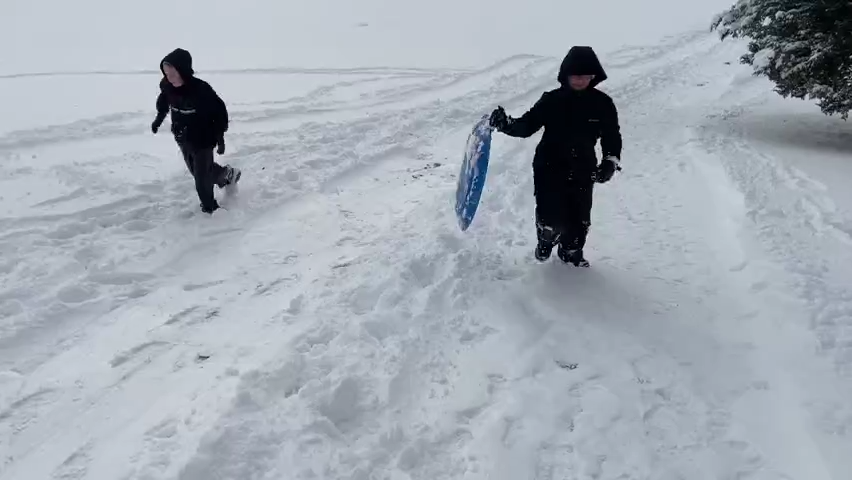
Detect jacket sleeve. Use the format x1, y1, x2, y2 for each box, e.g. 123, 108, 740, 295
599, 94, 622, 160
501, 92, 551, 138
154, 87, 168, 125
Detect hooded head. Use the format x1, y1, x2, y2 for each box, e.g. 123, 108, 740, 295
160, 48, 194, 87
557, 46, 607, 90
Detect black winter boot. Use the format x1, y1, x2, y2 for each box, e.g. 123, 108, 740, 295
224, 165, 241, 186
200, 199, 220, 214
534, 223, 560, 261
557, 246, 589, 267
535, 241, 554, 261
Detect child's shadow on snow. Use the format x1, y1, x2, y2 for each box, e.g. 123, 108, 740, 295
531, 261, 652, 323
524, 261, 711, 357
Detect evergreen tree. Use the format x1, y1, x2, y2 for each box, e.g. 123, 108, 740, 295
711, 0, 852, 119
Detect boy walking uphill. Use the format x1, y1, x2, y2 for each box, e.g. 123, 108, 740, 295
488, 46, 622, 267
151, 48, 241, 214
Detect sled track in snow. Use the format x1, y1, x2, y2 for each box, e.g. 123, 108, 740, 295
699, 104, 852, 368
0, 65, 470, 81
0, 28, 705, 83
0, 56, 541, 152
0, 29, 706, 154
695, 102, 852, 458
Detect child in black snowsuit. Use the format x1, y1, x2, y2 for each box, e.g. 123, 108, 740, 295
151, 48, 241, 214
489, 46, 622, 267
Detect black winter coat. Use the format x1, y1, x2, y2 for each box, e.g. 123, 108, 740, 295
154, 48, 229, 149
499, 47, 622, 189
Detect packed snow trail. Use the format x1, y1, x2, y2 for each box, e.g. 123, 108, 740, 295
2, 30, 852, 480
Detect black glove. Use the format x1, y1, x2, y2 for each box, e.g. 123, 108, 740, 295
595, 156, 620, 183
489, 106, 509, 131
151, 120, 161, 134
216, 137, 225, 155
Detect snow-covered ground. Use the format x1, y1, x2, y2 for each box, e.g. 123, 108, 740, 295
3, 1, 852, 479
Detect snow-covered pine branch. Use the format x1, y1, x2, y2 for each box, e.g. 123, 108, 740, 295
711, 0, 852, 119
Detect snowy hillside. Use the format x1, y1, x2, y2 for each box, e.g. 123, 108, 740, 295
3, 1, 852, 479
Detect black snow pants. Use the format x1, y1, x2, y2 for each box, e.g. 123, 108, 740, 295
534, 178, 594, 252
178, 143, 229, 211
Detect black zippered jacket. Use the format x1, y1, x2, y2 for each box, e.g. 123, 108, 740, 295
500, 47, 622, 188
153, 48, 228, 149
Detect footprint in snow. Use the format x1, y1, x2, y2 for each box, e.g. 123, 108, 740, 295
55, 284, 99, 304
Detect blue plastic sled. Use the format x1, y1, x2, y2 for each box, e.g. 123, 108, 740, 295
454, 114, 493, 231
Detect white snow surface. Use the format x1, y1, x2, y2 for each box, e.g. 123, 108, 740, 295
3, 1, 852, 479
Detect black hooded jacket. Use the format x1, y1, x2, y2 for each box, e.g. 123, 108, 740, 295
500, 46, 622, 183
154, 48, 229, 148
